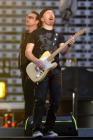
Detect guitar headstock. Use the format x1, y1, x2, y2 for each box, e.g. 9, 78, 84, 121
75, 28, 89, 37
66, 28, 88, 46
83, 28, 89, 33
80, 27, 89, 34
73, 28, 89, 39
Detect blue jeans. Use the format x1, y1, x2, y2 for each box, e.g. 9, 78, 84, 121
32, 68, 62, 132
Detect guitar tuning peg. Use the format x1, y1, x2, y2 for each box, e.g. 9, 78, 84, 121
85, 27, 89, 33
81, 28, 89, 33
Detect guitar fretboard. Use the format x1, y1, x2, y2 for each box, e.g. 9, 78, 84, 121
48, 28, 87, 62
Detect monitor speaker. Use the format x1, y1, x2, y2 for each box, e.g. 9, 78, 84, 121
54, 113, 78, 136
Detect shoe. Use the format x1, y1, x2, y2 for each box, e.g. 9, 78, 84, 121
46, 131, 58, 137
32, 131, 43, 138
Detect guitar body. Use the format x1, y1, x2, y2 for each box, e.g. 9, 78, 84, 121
26, 51, 57, 83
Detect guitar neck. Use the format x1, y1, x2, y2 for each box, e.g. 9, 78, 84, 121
48, 28, 87, 61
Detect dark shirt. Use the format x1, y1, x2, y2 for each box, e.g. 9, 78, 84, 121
27, 27, 64, 66
18, 31, 31, 70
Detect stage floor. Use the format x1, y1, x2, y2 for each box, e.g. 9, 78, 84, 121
0, 128, 93, 138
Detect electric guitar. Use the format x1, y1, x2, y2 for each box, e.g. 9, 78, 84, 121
26, 28, 87, 83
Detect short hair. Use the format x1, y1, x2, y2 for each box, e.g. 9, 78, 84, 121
26, 11, 41, 27
31, 11, 40, 20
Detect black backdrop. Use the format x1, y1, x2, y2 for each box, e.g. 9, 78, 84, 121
61, 67, 93, 100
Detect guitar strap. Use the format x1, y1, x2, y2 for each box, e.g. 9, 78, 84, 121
51, 31, 61, 69
51, 31, 59, 53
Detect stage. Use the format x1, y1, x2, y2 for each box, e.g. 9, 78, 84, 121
0, 127, 93, 138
